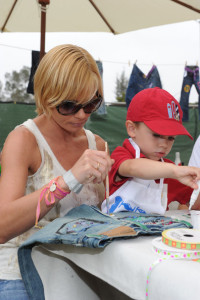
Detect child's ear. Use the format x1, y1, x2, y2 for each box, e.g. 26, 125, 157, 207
126, 120, 137, 137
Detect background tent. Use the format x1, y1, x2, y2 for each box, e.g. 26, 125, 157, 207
0, 0, 200, 59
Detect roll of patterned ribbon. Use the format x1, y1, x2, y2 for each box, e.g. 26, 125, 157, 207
146, 230, 200, 300
162, 228, 200, 250
152, 236, 200, 259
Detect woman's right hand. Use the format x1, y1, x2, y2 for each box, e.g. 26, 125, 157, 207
70, 149, 114, 184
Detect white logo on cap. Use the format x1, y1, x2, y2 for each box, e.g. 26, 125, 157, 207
167, 101, 180, 121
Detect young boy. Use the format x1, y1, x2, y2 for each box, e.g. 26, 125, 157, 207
102, 87, 200, 214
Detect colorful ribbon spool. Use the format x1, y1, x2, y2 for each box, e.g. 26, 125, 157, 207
152, 236, 200, 259
146, 231, 200, 300
162, 228, 200, 250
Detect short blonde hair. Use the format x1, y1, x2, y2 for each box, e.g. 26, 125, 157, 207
34, 44, 103, 116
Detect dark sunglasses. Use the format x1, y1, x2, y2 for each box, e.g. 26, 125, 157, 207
56, 94, 103, 116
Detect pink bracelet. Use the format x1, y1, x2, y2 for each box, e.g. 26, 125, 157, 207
35, 176, 70, 227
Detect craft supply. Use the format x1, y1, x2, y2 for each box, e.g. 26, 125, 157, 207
152, 237, 200, 258
189, 180, 200, 210
162, 228, 200, 250
105, 142, 110, 214
190, 210, 200, 230
174, 151, 181, 166
146, 234, 200, 300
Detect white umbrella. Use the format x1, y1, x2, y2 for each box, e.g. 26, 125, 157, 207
1, 0, 200, 59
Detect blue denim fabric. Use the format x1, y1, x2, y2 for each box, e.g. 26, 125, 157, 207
0, 280, 29, 300
18, 205, 191, 300
125, 64, 162, 108
95, 60, 107, 115
180, 65, 200, 121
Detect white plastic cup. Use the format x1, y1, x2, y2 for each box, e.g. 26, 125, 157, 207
190, 210, 200, 230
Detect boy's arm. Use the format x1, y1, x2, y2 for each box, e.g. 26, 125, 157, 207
119, 158, 176, 179
119, 158, 200, 190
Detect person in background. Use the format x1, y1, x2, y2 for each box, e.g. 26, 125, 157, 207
189, 135, 200, 168
188, 134, 200, 209
0, 44, 113, 299
101, 87, 200, 214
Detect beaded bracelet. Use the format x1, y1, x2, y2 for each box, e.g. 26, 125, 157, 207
35, 176, 70, 227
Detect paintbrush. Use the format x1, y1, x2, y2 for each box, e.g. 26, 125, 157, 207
105, 142, 110, 214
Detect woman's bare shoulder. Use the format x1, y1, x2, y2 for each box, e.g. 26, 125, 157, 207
5, 125, 37, 151
2, 125, 39, 169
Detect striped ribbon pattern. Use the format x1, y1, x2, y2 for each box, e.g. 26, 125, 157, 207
146, 228, 200, 299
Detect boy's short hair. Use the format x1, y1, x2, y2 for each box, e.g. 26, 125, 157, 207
126, 87, 192, 139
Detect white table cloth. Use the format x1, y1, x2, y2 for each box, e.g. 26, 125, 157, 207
31, 210, 200, 300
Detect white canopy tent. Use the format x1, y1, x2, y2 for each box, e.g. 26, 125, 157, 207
0, 0, 200, 59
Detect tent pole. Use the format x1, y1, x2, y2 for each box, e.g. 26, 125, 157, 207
88, 0, 116, 34
1, 0, 18, 32
39, 0, 50, 61
170, 0, 200, 13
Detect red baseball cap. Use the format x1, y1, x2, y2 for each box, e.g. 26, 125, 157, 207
126, 87, 193, 140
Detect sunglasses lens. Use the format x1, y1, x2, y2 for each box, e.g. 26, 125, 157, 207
83, 98, 102, 113
57, 96, 103, 115
58, 101, 77, 115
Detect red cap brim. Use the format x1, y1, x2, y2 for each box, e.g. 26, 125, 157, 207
144, 120, 193, 140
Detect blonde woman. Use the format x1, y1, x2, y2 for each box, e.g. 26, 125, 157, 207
0, 44, 113, 299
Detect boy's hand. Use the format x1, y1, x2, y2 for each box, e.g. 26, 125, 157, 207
174, 165, 200, 190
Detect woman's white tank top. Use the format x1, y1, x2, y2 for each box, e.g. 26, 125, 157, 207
0, 119, 104, 280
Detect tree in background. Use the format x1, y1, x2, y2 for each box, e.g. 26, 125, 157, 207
115, 70, 128, 102
1, 66, 34, 103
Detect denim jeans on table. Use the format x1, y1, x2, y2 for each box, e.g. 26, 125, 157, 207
125, 64, 162, 108
180, 65, 200, 121
0, 280, 29, 300
18, 204, 192, 300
